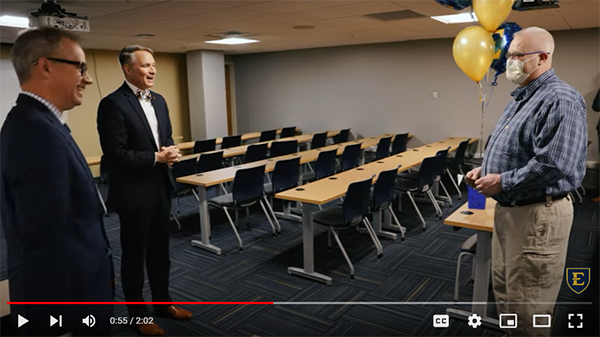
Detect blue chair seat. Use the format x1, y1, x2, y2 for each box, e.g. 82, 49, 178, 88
208, 194, 235, 207
313, 206, 351, 228
395, 179, 419, 192
397, 171, 418, 180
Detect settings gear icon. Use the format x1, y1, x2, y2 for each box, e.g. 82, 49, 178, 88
468, 314, 482, 328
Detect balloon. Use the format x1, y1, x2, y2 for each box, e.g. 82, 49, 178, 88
452, 26, 495, 83
435, 0, 472, 10
473, 0, 514, 32
490, 22, 522, 82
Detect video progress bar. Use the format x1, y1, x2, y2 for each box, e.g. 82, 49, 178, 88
7, 301, 594, 305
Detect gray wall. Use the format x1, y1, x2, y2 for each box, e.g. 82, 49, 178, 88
233, 28, 600, 166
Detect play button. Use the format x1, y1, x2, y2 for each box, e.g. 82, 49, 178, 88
17, 314, 28, 328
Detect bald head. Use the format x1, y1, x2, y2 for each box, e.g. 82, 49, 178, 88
513, 27, 555, 62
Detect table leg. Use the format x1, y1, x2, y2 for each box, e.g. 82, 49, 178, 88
191, 186, 222, 255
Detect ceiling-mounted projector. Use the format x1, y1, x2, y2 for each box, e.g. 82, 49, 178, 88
30, 0, 89, 32
513, 0, 560, 11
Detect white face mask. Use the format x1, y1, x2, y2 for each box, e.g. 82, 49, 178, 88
506, 55, 540, 85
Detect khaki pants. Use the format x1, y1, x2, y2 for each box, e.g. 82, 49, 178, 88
492, 196, 573, 337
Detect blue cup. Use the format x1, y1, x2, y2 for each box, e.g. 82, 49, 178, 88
467, 186, 486, 210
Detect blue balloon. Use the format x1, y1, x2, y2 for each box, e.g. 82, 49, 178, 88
434, 0, 472, 10
491, 22, 522, 83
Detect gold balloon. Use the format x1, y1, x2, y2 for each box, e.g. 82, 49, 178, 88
473, 0, 514, 32
452, 26, 495, 83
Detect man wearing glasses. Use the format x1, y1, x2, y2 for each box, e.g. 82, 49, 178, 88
466, 27, 587, 336
0, 27, 114, 335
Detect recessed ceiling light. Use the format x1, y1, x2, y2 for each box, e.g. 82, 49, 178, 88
431, 12, 478, 24
0, 15, 29, 28
206, 32, 258, 45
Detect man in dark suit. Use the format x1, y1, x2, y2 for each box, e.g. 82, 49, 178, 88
97, 45, 191, 336
0, 27, 114, 335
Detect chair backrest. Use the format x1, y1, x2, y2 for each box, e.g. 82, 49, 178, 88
280, 126, 297, 138
454, 138, 471, 170
391, 133, 409, 155
415, 155, 438, 192
221, 135, 242, 149
375, 136, 392, 160
272, 157, 301, 194
259, 129, 277, 142
197, 151, 224, 173
193, 139, 216, 154
232, 164, 266, 206
315, 148, 338, 180
372, 166, 401, 211
334, 128, 351, 144
434, 148, 450, 181
342, 176, 373, 227
341, 143, 361, 171
170, 157, 197, 193
270, 140, 298, 157
310, 132, 328, 149
244, 143, 268, 163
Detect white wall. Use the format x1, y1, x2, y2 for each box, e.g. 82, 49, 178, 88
0, 56, 21, 128
186, 50, 227, 140
233, 28, 600, 165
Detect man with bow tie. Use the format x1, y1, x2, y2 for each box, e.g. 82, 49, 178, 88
97, 45, 191, 336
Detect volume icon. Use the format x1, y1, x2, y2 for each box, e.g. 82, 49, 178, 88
82, 314, 96, 327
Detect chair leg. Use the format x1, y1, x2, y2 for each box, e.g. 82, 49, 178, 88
258, 199, 277, 236
363, 218, 383, 258
454, 252, 467, 303
223, 206, 243, 251
191, 189, 199, 202
220, 183, 228, 194
574, 189, 583, 204
427, 190, 443, 219
407, 191, 426, 231
388, 208, 405, 241
439, 180, 452, 207
330, 227, 355, 279
177, 196, 181, 214
171, 211, 182, 233
96, 185, 108, 216
446, 168, 462, 200
263, 196, 281, 234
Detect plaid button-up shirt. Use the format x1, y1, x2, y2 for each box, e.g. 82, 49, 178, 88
21, 91, 65, 125
482, 68, 588, 204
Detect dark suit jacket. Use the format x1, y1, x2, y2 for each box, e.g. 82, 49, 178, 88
0, 94, 114, 335
97, 82, 174, 211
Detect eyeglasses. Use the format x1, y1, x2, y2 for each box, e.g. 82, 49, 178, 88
32, 57, 88, 76
505, 51, 550, 60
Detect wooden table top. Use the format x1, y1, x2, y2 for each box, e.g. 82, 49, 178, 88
176, 133, 405, 188
176, 127, 301, 151
444, 198, 495, 232
275, 136, 476, 205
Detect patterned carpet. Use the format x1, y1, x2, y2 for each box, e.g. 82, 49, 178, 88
1, 180, 598, 337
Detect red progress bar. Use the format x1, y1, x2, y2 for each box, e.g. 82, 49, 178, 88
8, 302, 273, 305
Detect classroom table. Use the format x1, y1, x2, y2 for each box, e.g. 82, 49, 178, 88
444, 199, 500, 329
176, 133, 405, 255
275, 136, 475, 285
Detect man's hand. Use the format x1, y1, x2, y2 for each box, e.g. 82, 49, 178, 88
465, 167, 482, 188
156, 146, 181, 165
474, 173, 502, 197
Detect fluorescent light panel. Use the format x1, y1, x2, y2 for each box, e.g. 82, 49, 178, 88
431, 12, 478, 24
205, 37, 259, 45
0, 15, 29, 28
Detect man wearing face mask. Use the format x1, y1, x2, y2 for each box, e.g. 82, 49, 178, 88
466, 27, 587, 336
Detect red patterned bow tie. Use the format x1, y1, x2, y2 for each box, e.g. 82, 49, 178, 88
137, 89, 151, 101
